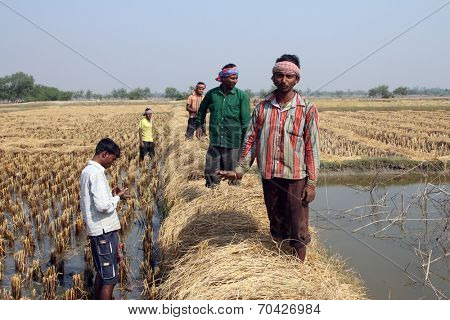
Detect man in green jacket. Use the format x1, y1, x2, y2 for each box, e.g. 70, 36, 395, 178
195, 63, 250, 188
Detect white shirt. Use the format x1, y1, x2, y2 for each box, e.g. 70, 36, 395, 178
80, 160, 121, 236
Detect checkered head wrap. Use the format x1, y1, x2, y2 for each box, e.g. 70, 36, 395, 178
272, 61, 300, 77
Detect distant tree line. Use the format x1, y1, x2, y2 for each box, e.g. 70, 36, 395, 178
365, 85, 450, 99
71, 87, 154, 101
308, 85, 450, 98
243, 85, 450, 99
0, 72, 155, 103
0, 72, 74, 103
1, 72, 449, 103
0, 72, 191, 102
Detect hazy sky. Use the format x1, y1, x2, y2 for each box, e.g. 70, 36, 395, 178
1, 0, 449, 93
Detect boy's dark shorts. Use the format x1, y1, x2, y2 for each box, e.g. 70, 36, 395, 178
90, 230, 119, 285
139, 141, 155, 160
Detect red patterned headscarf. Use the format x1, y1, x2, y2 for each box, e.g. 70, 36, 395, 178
272, 61, 300, 77
215, 67, 239, 82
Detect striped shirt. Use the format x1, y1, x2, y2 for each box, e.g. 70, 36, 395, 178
235, 91, 320, 187
80, 160, 121, 236
187, 92, 204, 118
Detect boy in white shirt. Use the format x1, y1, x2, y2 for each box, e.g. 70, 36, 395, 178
80, 138, 128, 299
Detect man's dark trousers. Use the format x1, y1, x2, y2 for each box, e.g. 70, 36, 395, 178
204, 146, 240, 187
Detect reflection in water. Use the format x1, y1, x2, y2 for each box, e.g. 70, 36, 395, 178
312, 176, 449, 299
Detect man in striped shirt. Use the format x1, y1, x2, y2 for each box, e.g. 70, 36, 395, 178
185, 82, 206, 139
218, 54, 320, 261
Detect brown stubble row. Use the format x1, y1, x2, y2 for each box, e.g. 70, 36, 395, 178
324, 112, 448, 148
315, 97, 450, 111
319, 110, 449, 160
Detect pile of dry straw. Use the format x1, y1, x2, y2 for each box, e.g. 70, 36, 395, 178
156, 108, 366, 299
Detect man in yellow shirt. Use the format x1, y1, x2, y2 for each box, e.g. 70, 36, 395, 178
138, 107, 154, 162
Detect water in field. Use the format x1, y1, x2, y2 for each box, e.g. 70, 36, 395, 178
1, 169, 448, 300
312, 175, 449, 299
0, 167, 156, 300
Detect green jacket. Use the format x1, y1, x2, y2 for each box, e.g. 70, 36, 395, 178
196, 86, 251, 149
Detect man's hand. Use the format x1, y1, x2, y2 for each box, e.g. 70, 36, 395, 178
113, 187, 129, 199
195, 128, 204, 139
216, 170, 242, 181
301, 185, 315, 203
139, 141, 144, 148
